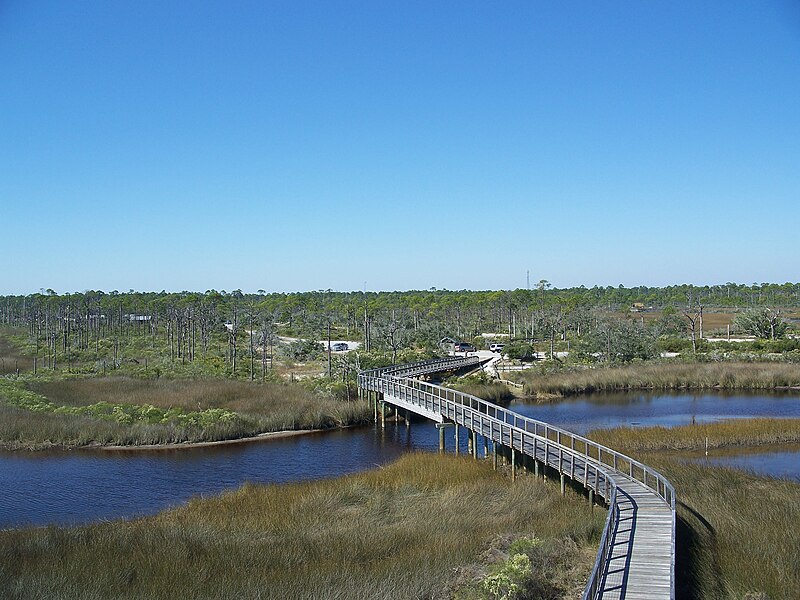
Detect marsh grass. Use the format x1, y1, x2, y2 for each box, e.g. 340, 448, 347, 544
0, 453, 603, 600
454, 382, 516, 407
523, 362, 800, 397
588, 418, 800, 452
0, 377, 372, 449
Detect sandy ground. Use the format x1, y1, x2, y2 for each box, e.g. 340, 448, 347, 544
99, 429, 321, 452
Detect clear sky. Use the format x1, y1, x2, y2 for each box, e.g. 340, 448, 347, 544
1, 1, 799, 295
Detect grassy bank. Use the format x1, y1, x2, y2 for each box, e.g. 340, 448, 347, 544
453, 382, 516, 407
0, 376, 372, 450
522, 362, 800, 397
0, 453, 603, 600
588, 418, 800, 452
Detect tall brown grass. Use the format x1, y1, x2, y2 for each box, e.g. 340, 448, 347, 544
0, 453, 603, 599
522, 362, 800, 397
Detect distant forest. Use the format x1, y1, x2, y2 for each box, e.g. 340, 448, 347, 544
1, 283, 798, 356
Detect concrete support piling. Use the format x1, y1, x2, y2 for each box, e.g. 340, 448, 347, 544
560, 473, 566, 495
454, 424, 459, 455
483, 437, 488, 459
439, 426, 445, 453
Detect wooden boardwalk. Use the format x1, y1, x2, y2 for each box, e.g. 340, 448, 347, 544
359, 357, 675, 600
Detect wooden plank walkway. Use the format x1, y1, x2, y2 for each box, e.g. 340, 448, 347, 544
359, 357, 675, 600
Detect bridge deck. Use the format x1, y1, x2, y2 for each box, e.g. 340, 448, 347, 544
359, 357, 675, 600
600, 475, 673, 600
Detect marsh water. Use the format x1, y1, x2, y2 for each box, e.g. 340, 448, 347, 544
2, 391, 799, 529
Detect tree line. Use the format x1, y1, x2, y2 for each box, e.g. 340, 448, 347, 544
0, 282, 796, 374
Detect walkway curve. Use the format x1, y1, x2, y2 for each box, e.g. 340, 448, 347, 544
358, 356, 675, 600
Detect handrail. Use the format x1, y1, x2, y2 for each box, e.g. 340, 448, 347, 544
358, 357, 676, 600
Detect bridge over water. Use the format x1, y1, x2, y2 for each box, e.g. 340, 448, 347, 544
358, 356, 675, 600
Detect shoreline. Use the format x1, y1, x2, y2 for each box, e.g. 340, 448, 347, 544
0, 427, 344, 454
99, 428, 323, 451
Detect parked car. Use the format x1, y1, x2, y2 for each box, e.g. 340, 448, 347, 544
331, 342, 349, 352
453, 342, 476, 353
489, 343, 505, 353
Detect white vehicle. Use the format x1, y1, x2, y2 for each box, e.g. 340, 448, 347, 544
489, 343, 505, 353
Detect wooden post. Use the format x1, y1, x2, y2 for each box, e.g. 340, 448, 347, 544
589, 488, 594, 509
483, 436, 488, 459
467, 431, 473, 457
534, 459, 539, 479
454, 424, 459, 455
511, 448, 517, 482
405, 409, 411, 429
439, 426, 445, 453
492, 442, 497, 470
380, 402, 385, 429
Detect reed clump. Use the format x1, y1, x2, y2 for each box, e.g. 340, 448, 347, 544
523, 362, 800, 397
0, 453, 603, 599
455, 382, 516, 407
588, 418, 800, 452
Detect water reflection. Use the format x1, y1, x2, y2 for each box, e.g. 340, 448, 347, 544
689, 445, 800, 482
0, 420, 468, 529
510, 391, 800, 434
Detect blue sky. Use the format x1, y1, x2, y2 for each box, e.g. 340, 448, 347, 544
1, 1, 799, 294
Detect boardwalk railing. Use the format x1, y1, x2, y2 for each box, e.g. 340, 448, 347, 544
358, 357, 676, 600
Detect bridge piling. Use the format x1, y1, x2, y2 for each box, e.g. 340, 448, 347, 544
454, 424, 459, 455
511, 448, 517, 482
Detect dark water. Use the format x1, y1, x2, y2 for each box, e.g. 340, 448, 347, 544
694, 447, 800, 482
0, 421, 462, 529
509, 391, 800, 435
2, 391, 799, 529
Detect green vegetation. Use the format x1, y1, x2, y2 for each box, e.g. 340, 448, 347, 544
0, 453, 603, 600
520, 361, 800, 397
588, 418, 800, 452
0, 376, 372, 450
